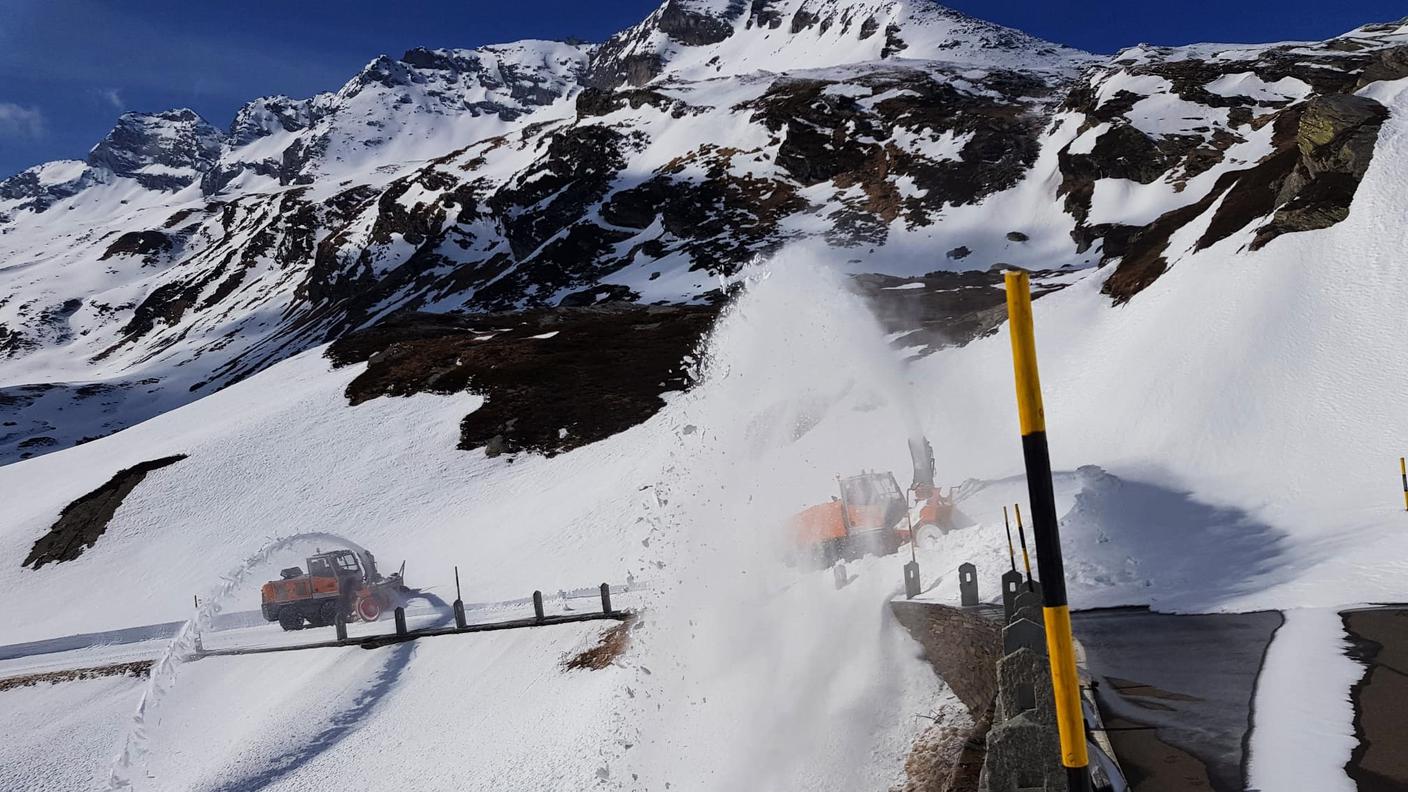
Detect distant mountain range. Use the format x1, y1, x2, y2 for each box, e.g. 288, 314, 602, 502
1, 0, 1405, 463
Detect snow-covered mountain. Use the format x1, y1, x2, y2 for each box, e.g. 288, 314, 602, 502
5, 2, 1408, 790
3, 4, 1400, 465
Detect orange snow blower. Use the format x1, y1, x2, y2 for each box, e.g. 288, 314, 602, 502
260, 549, 406, 631
789, 437, 958, 566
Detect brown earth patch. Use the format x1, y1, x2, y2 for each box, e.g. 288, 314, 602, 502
899, 711, 988, 792
23, 455, 187, 569
563, 613, 638, 671
0, 660, 152, 693
327, 305, 718, 457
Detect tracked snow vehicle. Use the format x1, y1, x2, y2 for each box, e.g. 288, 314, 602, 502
789, 437, 960, 565
259, 549, 406, 631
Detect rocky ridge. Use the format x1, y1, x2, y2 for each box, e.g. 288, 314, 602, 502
0, 4, 1405, 462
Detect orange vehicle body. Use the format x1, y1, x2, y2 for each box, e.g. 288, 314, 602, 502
788, 443, 958, 565
260, 549, 403, 631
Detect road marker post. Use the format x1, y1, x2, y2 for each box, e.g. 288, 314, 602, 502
1401, 457, 1407, 511
1001, 506, 1024, 620
1003, 506, 1018, 573
1004, 269, 1091, 792
453, 565, 467, 629
1014, 503, 1035, 593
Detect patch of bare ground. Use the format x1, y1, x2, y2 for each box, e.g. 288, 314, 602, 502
853, 269, 1072, 356
327, 305, 718, 457
898, 706, 988, 792
563, 614, 638, 671
0, 660, 152, 693
23, 454, 187, 569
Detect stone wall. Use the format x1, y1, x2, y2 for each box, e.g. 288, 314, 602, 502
891, 600, 1001, 714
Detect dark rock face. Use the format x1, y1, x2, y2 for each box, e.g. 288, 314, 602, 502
0, 162, 106, 214
749, 67, 1055, 231
99, 231, 174, 261
23, 455, 187, 569
854, 269, 1075, 356
1073, 38, 1405, 302
227, 96, 320, 147
326, 305, 718, 457
1253, 94, 1388, 245
658, 0, 737, 45
88, 110, 224, 191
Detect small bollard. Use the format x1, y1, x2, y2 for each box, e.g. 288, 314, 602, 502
903, 560, 922, 599
533, 590, 545, 622
1001, 569, 1024, 622
833, 563, 848, 590
453, 599, 467, 629
600, 583, 613, 614
394, 606, 407, 636
958, 562, 979, 606
335, 611, 348, 641
1014, 590, 1044, 624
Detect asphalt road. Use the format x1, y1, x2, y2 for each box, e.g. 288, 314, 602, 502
1072, 607, 1283, 792
1343, 606, 1408, 791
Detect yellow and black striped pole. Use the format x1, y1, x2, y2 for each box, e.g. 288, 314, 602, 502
1401, 457, 1407, 511
1014, 503, 1035, 592
1003, 505, 1017, 573
1005, 270, 1091, 792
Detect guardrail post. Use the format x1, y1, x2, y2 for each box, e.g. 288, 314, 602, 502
959, 562, 979, 606
533, 590, 545, 623
600, 583, 612, 614
394, 606, 407, 636
1002, 569, 1024, 621
903, 560, 922, 599
335, 610, 348, 641
453, 565, 467, 628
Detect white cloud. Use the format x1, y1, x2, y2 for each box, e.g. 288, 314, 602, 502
93, 87, 124, 111
0, 102, 45, 139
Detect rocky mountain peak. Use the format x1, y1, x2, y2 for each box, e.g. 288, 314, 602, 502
584, 0, 1094, 89
86, 108, 224, 191
227, 96, 323, 147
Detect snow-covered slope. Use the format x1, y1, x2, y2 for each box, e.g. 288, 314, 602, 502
5, 5, 1408, 790
0, 260, 957, 791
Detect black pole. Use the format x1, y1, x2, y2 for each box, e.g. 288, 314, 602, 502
1003, 505, 1017, 573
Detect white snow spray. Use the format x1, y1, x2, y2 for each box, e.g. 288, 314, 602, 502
618, 251, 949, 791
106, 531, 369, 790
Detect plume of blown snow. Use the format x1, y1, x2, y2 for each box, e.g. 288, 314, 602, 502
618, 247, 949, 791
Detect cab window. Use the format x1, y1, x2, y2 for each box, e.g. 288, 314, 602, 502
335, 553, 361, 574
308, 557, 333, 577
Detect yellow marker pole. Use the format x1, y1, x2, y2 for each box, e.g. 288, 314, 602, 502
1003, 505, 1017, 573
1014, 503, 1035, 591
1004, 270, 1091, 792
1401, 457, 1407, 511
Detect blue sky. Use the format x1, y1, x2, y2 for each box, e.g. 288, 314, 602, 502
0, 0, 1403, 178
